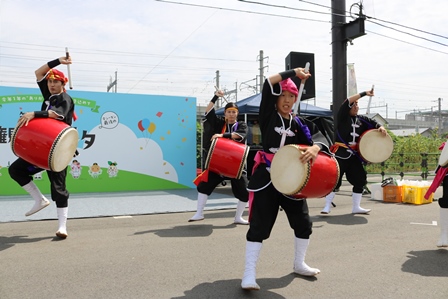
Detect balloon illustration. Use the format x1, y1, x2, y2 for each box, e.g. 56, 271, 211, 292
142, 118, 150, 129
138, 120, 144, 132
148, 122, 156, 134
138, 118, 150, 132
138, 118, 156, 147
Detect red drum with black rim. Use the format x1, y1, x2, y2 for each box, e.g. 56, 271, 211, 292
205, 138, 250, 179
11, 118, 78, 172
270, 144, 339, 200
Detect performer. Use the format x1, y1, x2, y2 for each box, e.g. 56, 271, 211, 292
424, 142, 448, 247
437, 175, 448, 247
8, 55, 76, 239
241, 68, 330, 290
321, 89, 387, 215
189, 90, 249, 225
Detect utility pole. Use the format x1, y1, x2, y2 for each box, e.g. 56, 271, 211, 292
439, 97, 443, 136
331, 0, 366, 139
258, 50, 268, 93
107, 71, 117, 92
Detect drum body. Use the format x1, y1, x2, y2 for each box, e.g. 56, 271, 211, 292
270, 144, 339, 199
358, 129, 394, 163
11, 118, 78, 172
205, 138, 250, 179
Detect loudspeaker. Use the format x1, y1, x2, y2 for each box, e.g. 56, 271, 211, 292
285, 52, 315, 100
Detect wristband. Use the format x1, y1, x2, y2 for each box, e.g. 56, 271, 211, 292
359, 91, 367, 98
223, 132, 232, 139
279, 69, 296, 80
211, 95, 219, 104
47, 58, 61, 69
34, 111, 49, 118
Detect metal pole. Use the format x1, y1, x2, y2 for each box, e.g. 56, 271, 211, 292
259, 50, 264, 94
331, 0, 347, 141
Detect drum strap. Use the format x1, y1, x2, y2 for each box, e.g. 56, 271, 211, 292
221, 122, 238, 134
336, 131, 366, 164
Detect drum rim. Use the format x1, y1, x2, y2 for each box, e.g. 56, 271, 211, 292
438, 141, 448, 167
358, 129, 394, 163
204, 138, 218, 170
48, 126, 78, 172
234, 145, 250, 179
271, 144, 311, 196
10, 123, 20, 156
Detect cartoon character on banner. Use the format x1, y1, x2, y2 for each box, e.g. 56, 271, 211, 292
70, 160, 82, 179
33, 171, 44, 180
138, 118, 157, 147
88, 163, 102, 179
107, 161, 119, 178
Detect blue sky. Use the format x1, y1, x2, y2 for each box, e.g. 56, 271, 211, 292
0, 0, 447, 119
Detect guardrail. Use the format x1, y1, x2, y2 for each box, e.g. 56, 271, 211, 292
365, 152, 440, 181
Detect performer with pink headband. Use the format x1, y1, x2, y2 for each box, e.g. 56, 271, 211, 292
424, 142, 448, 247
189, 90, 249, 225
241, 67, 330, 291
9, 55, 76, 239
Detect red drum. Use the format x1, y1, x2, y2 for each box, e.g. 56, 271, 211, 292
270, 144, 339, 199
358, 129, 393, 163
11, 118, 78, 172
204, 138, 250, 179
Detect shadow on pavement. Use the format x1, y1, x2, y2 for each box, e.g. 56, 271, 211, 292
312, 214, 369, 226
0, 235, 54, 251
402, 249, 448, 277
172, 273, 304, 299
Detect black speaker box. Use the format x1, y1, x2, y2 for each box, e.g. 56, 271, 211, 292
285, 52, 315, 100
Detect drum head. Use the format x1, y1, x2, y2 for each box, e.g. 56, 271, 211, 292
358, 130, 394, 163
50, 128, 79, 172
270, 145, 309, 195
438, 140, 448, 167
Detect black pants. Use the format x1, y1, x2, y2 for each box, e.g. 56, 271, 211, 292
334, 155, 366, 194
247, 182, 312, 242
8, 158, 69, 208
440, 175, 448, 208
197, 170, 249, 202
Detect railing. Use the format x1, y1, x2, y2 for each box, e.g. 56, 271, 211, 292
365, 152, 440, 181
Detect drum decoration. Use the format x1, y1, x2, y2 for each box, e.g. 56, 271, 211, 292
270, 144, 339, 200
204, 138, 250, 179
357, 129, 394, 163
11, 118, 78, 172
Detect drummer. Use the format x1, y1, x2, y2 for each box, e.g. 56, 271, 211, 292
321, 89, 387, 215
8, 55, 76, 239
241, 68, 330, 291
189, 90, 249, 225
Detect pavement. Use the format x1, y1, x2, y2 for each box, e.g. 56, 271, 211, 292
1, 175, 447, 298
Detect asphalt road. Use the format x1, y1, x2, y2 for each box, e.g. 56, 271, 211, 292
1, 183, 447, 299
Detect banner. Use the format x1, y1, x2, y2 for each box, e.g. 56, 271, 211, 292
347, 63, 358, 97
0, 86, 197, 195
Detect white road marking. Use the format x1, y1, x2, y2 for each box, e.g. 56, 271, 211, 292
410, 221, 437, 226
114, 215, 133, 219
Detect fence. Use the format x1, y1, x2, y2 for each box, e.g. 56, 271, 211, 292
365, 151, 441, 181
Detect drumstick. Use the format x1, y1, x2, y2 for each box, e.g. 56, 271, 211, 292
65, 47, 73, 90
293, 62, 310, 116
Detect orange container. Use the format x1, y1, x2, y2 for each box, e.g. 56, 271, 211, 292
382, 185, 403, 203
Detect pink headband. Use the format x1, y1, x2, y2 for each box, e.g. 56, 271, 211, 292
280, 78, 298, 97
